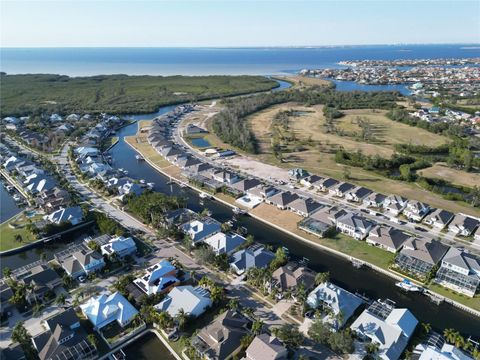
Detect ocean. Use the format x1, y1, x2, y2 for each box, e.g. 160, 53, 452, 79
1, 44, 479, 76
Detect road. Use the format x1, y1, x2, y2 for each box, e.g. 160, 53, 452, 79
172, 109, 480, 255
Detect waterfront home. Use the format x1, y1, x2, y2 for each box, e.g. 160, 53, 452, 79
269, 262, 316, 295
3, 155, 24, 171
288, 197, 323, 217
187, 162, 213, 175
16, 264, 62, 304
414, 342, 474, 360
181, 217, 222, 244
435, 247, 480, 297
192, 310, 251, 360
403, 200, 430, 222
164, 208, 197, 228
74, 146, 99, 159
231, 178, 261, 193
313, 177, 339, 192
307, 282, 363, 329
160, 145, 184, 160
210, 169, 240, 184
80, 292, 138, 330
300, 174, 324, 188
366, 225, 411, 253
16, 163, 45, 178
37, 187, 71, 211
245, 334, 288, 360
345, 186, 372, 203
363, 192, 387, 208
395, 238, 449, 279
335, 212, 373, 240
155, 285, 212, 318
32, 308, 97, 360
185, 124, 208, 135
246, 184, 278, 202
133, 259, 180, 296
60, 249, 106, 278
329, 182, 355, 197
176, 155, 201, 170
448, 214, 480, 237
24, 174, 57, 194
101, 236, 137, 258
230, 245, 276, 275
350, 300, 418, 360
266, 191, 299, 210
423, 208, 454, 229
298, 206, 347, 237
203, 232, 246, 255
45, 206, 84, 226
383, 195, 408, 217
118, 181, 144, 198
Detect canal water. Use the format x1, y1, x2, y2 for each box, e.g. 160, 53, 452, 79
0, 181, 21, 223
122, 332, 176, 360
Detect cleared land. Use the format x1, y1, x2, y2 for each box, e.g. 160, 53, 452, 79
419, 163, 480, 188
1, 74, 278, 116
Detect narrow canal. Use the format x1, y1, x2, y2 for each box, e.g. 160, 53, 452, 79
0, 181, 21, 223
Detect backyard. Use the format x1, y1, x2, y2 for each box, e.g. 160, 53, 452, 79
0, 212, 43, 251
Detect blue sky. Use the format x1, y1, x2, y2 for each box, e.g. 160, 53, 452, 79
1, 1, 479, 47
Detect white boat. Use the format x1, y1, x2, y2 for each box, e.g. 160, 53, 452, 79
232, 207, 247, 215
139, 179, 146, 184
395, 279, 424, 293
135, 154, 144, 161
13, 194, 21, 201
147, 182, 155, 188
199, 192, 211, 199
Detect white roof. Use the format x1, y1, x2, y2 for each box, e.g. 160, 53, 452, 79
80, 292, 138, 328
155, 285, 212, 317
417, 343, 473, 360
202, 232, 246, 255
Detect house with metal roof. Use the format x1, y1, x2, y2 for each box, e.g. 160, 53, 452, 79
350, 300, 418, 360
435, 247, 480, 297
203, 232, 246, 255
230, 245, 276, 275
133, 259, 180, 296
245, 334, 287, 360
448, 215, 480, 237
101, 236, 137, 258
367, 225, 411, 253
395, 238, 449, 279
155, 285, 212, 318
423, 208, 455, 230
307, 282, 363, 329
414, 342, 474, 360
335, 212, 374, 240
80, 292, 138, 330
45, 206, 84, 226
181, 217, 222, 244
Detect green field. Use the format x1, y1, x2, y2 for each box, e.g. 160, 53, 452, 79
0, 74, 278, 116
0, 213, 43, 252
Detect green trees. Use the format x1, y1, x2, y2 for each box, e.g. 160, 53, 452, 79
308, 319, 354, 354
175, 308, 189, 330
11, 322, 37, 359
315, 272, 330, 285
269, 247, 288, 271
272, 324, 304, 349
55, 293, 66, 305
87, 334, 99, 348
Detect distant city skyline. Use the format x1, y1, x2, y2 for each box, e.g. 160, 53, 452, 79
1, 0, 479, 48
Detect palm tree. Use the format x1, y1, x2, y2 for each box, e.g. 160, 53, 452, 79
365, 342, 379, 355
252, 320, 263, 335
421, 323, 432, 334
315, 272, 330, 285
444, 328, 458, 344
454, 334, 465, 349
210, 285, 224, 304
227, 298, 239, 310
175, 308, 189, 330
55, 293, 66, 306
157, 311, 173, 329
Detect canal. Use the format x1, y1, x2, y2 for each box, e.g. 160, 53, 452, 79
0, 180, 21, 223
122, 332, 176, 360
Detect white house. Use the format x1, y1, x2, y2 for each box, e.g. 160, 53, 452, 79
45, 206, 84, 226
448, 215, 480, 237
133, 260, 179, 295
101, 236, 137, 258
80, 292, 138, 330
181, 218, 221, 244
423, 209, 454, 230
155, 285, 212, 318
403, 201, 430, 222
383, 195, 408, 217
202, 232, 246, 255
335, 212, 373, 240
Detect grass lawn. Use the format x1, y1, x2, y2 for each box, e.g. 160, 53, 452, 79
427, 283, 480, 311
418, 163, 480, 189
0, 213, 43, 251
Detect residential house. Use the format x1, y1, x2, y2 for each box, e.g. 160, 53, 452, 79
101, 236, 137, 258
45, 206, 84, 226
298, 206, 347, 238
74, 147, 99, 159
60, 249, 106, 279
383, 195, 408, 217
403, 201, 430, 222
423, 209, 455, 230
133, 260, 180, 296
231, 178, 261, 193
366, 225, 411, 253
414, 342, 474, 360
448, 215, 480, 237
181, 218, 222, 244
32, 308, 97, 360
270, 262, 316, 294
307, 282, 363, 329
288, 197, 322, 217
164, 208, 197, 228
117, 182, 144, 197
203, 232, 246, 255
155, 285, 212, 318
176, 156, 201, 170
230, 245, 276, 275
363, 192, 387, 208
16, 264, 63, 304
435, 247, 480, 297
395, 238, 449, 279
187, 162, 213, 175
300, 174, 324, 188
266, 191, 299, 210
345, 186, 373, 203
335, 212, 373, 240
313, 177, 339, 192
37, 187, 71, 211
244, 334, 287, 360
192, 310, 251, 360
329, 182, 355, 197
24, 174, 57, 194
246, 185, 278, 202
211, 170, 240, 184
350, 300, 418, 360
80, 292, 138, 330
185, 124, 208, 135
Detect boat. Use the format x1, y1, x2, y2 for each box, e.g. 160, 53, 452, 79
395, 279, 424, 293
147, 182, 155, 188
135, 154, 144, 161
180, 183, 187, 188
139, 179, 146, 184
199, 192, 211, 199
232, 207, 247, 215
13, 194, 21, 201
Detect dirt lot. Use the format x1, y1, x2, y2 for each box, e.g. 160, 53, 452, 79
419, 163, 480, 188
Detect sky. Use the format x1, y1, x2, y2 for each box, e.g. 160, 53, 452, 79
1, 0, 479, 47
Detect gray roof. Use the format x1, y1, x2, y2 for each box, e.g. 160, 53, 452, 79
267, 191, 299, 206
449, 214, 480, 233
335, 182, 356, 194
442, 247, 480, 274
319, 178, 339, 189
336, 212, 373, 231
288, 197, 322, 215
364, 192, 387, 204
425, 208, 454, 226
231, 246, 275, 272
246, 334, 287, 360
367, 225, 411, 251
401, 238, 449, 265
272, 262, 316, 292
231, 178, 261, 192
